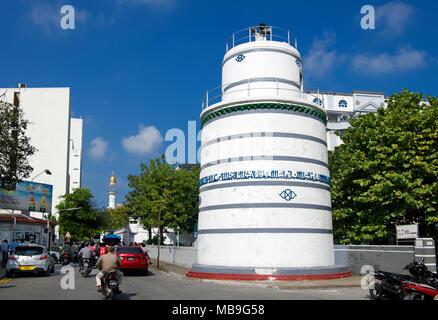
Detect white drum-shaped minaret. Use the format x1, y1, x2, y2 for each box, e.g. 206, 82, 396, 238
188, 25, 351, 280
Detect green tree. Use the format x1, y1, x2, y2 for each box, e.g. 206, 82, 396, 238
100, 205, 131, 233
0, 101, 36, 190
125, 155, 200, 267
57, 188, 103, 241
330, 89, 438, 244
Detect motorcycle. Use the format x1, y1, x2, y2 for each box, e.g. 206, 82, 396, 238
100, 272, 121, 300
404, 259, 438, 289
61, 254, 71, 266
79, 258, 92, 277
369, 270, 414, 300
370, 259, 438, 300
402, 281, 438, 300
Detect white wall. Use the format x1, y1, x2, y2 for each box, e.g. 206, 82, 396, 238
0, 86, 71, 221
69, 118, 83, 193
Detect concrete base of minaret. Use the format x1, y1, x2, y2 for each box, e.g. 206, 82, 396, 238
186, 264, 352, 281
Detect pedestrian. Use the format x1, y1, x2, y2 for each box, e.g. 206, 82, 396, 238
10, 239, 19, 254
141, 243, 151, 264
1, 240, 9, 268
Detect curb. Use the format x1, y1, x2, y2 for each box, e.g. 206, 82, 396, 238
157, 265, 362, 290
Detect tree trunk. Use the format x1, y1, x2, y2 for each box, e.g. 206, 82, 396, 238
157, 209, 161, 269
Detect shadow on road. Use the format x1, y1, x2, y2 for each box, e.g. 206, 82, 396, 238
118, 292, 137, 300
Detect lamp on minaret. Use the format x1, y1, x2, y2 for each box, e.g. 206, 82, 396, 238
108, 172, 117, 210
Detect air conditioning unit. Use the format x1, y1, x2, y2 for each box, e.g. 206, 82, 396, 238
18, 83, 26, 88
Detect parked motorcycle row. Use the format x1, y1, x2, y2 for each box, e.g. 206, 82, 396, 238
369, 259, 438, 300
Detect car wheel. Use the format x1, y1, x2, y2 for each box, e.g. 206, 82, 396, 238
143, 270, 149, 276
6, 270, 13, 277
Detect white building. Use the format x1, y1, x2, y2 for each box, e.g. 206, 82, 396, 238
69, 118, 83, 193
0, 84, 83, 244
304, 90, 388, 151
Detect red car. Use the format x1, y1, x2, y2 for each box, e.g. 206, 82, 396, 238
116, 246, 149, 276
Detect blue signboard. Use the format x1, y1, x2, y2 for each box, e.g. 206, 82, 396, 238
0, 181, 53, 213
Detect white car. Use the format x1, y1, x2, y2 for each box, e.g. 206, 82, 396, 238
6, 245, 55, 277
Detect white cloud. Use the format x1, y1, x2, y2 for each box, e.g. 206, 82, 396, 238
350, 45, 427, 74
122, 125, 163, 156
28, 1, 89, 32
375, 1, 415, 36
88, 137, 109, 160
303, 32, 347, 81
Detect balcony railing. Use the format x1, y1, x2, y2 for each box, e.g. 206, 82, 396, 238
225, 26, 297, 52
201, 78, 325, 110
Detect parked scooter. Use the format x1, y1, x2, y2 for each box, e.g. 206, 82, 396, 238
404, 259, 438, 288
369, 270, 414, 300
370, 259, 438, 300
402, 281, 438, 300
100, 272, 122, 300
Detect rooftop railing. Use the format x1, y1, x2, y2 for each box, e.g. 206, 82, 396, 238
201, 78, 326, 111
225, 26, 297, 52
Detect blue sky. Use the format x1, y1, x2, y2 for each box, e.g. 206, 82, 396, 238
1, 0, 437, 208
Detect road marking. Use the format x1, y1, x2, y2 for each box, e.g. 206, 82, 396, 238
0, 278, 12, 284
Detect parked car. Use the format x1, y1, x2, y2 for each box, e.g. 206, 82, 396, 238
6, 245, 55, 277
116, 246, 149, 275
49, 249, 60, 263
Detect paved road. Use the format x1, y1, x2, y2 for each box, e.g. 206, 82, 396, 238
0, 264, 370, 300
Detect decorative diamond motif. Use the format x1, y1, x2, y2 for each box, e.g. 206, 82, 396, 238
236, 54, 246, 62
279, 189, 297, 201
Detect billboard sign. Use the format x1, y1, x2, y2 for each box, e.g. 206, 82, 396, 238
396, 224, 419, 240
0, 181, 53, 213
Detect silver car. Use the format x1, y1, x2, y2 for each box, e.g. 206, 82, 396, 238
6, 245, 55, 277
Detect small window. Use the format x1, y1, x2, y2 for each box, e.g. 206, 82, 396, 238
338, 100, 348, 108
313, 98, 323, 106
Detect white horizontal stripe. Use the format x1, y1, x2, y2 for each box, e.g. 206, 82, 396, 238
415, 255, 436, 258
335, 249, 415, 254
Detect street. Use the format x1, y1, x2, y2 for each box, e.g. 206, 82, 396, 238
0, 263, 370, 300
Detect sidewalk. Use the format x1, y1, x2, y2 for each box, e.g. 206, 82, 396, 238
150, 259, 363, 290
0, 267, 6, 280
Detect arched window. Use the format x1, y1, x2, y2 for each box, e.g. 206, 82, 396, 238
313, 98, 323, 106
338, 100, 348, 108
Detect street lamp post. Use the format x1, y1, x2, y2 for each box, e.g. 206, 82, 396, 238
31, 169, 52, 182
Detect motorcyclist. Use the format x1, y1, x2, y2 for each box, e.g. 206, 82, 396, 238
60, 240, 73, 259
95, 245, 123, 293
72, 241, 80, 262
88, 241, 97, 266
78, 241, 92, 268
